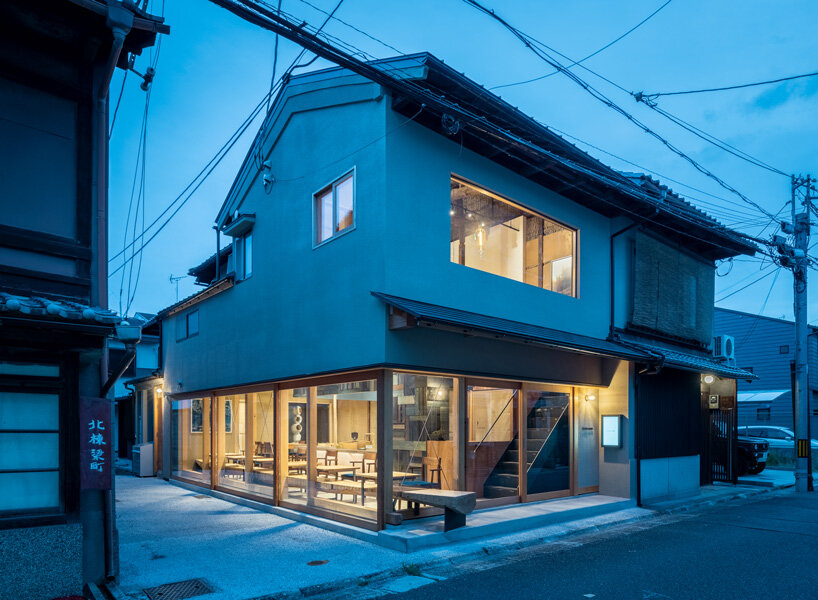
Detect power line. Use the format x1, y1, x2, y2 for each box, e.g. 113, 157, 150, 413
212, 0, 779, 261
492, 0, 673, 91
738, 267, 783, 347
459, 0, 782, 224
641, 68, 818, 98
646, 103, 788, 177
545, 125, 771, 221
109, 86, 278, 270
716, 265, 781, 302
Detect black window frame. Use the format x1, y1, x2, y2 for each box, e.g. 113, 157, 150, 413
176, 309, 199, 342
0, 352, 72, 526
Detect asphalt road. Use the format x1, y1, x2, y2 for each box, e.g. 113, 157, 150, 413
388, 491, 818, 600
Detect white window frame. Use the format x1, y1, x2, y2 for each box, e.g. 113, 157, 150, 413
236, 231, 253, 280
312, 167, 357, 248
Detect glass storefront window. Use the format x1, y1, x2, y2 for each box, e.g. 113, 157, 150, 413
450, 177, 576, 296
392, 373, 457, 506
214, 393, 276, 499
279, 380, 379, 522
171, 397, 211, 484
524, 387, 571, 496
309, 379, 378, 521
249, 391, 275, 497
466, 385, 519, 502
279, 387, 308, 506
215, 394, 246, 492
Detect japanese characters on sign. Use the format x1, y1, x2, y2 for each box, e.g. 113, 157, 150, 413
80, 397, 112, 490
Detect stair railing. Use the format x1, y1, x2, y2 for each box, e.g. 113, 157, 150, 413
525, 401, 569, 473
470, 389, 518, 460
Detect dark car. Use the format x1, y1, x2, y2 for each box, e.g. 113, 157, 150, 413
737, 435, 769, 476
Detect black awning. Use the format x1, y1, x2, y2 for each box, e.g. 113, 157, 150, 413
372, 291, 650, 361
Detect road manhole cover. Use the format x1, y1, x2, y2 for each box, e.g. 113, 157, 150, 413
143, 578, 214, 600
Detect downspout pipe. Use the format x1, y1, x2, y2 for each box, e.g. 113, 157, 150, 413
97, 2, 135, 583
214, 225, 221, 282
101, 345, 136, 397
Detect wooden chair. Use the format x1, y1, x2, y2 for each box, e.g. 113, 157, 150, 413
351, 451, 376, 473
423, 456, 442, 488
260, 441, 273, 457
322, 449, 338, 466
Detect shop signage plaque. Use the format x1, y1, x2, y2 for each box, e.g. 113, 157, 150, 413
601, 414, 623, 448
80, 396, 112, 490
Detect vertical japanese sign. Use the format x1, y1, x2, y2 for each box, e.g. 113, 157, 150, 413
80, 397, 111, 490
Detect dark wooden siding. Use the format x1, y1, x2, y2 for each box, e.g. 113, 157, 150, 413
631, 233, 715, 345
637, 368, 701, 459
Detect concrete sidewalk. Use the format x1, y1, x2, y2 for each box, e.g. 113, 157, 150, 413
115, 476, 649, 600
114, 475, 787, 600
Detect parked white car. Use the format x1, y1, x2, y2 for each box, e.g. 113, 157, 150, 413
738, 426, 818, 450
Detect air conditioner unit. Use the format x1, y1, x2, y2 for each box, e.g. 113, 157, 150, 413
713, 335, 735, 363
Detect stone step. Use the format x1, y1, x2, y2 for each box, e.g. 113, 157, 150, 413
483, 484, 519, 498
486, 473, 519, 488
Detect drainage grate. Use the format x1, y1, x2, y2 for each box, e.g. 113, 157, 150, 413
143, 578, 214, 600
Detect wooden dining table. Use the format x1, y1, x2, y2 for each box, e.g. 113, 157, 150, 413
355, 471, 421, 482
315, 464, 357, 480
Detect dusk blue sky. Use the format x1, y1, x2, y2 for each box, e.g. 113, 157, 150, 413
108, 0, 818, 322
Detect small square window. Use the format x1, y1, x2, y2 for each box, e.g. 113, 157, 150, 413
780, 345, 790, 354
187, 311, 199, 337
314, 170, 355, 245
757, 407, 771, 421
177, 310, 199, 341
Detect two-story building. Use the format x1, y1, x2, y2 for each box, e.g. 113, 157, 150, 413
714, 307, 818, 434
0, 2, 166, 598
154, 53, 755, 533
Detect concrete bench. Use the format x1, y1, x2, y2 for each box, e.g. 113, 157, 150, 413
394, 487, 477, 531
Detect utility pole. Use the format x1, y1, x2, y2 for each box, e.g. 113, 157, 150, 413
778, 175, 815, 492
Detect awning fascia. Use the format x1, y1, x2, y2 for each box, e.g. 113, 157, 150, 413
372, 291, 651, 361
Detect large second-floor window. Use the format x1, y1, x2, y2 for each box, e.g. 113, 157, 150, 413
314, 170, 355, 245
450, 177, 576, 296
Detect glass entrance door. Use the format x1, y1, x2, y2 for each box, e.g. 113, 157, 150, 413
465, 384, 520, 506
522, 385, 572, 500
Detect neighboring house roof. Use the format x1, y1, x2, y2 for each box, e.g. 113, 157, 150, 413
619, 335, 757, 381
738, 390, 788, 403
188, 242, 233, 285
156, 277, 234, 319
715, 306, 818, 333
372, 291, 651, 361
0, 292, 120, 325
220, 52, 756, 261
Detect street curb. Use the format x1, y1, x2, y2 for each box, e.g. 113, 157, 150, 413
249, 509, 657, 600
645, 481, 793, 515
250, 483, 794, 600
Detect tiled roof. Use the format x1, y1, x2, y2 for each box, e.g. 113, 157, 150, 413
620, 337, 758, 381
0, 292, 120, 325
